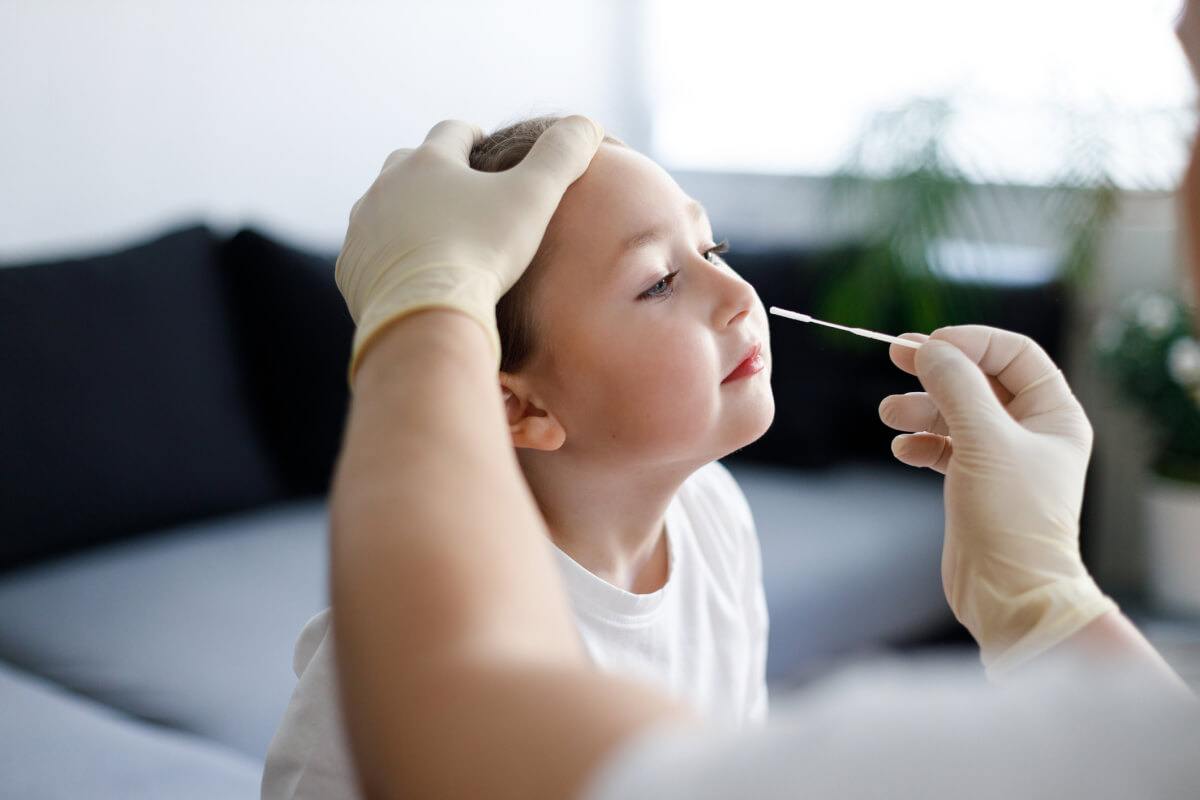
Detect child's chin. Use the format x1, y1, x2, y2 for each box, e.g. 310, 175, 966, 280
746, 395, 776, 438
719, 402, 776, 457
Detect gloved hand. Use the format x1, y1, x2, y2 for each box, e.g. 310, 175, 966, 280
879, 325, 1118, 679
335, 116, 605, 384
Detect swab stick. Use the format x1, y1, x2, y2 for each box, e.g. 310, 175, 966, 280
769, 306, 921, 349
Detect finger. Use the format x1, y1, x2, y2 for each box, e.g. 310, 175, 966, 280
888, 332, 1015, 412
380, 148, 416, 172
891, 432, 953, 474
988, 375, 1014, 406
878, 392, 948, 435
420, 119, 487, 161
511, 115, 605, 217
888, 333, 929, 376
912, 339, 1009, 442
926, 325, 1071, 412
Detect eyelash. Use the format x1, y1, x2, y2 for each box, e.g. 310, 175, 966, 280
639, 239, 730, 301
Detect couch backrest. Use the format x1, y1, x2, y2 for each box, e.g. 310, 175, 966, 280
0, 225, 353, 573
219, 229, 353, 497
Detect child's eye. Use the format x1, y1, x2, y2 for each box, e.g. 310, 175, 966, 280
638, 240, 728, 301
641, 271, 679, 300
704, 239, 730, 265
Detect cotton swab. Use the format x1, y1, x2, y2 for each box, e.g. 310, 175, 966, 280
769, 306, 922, 349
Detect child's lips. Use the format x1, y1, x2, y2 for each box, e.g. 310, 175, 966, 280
722, 343, 765, 384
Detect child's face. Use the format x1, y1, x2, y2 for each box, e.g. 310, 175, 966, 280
519, 144, 774, 468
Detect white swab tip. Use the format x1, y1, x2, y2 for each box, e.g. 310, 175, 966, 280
769, 307, 811, 322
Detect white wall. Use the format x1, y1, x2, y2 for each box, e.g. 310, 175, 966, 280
0, 0, 647, 260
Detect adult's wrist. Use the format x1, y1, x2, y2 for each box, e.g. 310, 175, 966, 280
348, 263, 503, 388
351, 308, 497, 396
981, 577, 1118, 680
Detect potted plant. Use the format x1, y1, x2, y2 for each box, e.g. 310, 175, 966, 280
820, 97, 1118, 336
1095, 292, 1200, 614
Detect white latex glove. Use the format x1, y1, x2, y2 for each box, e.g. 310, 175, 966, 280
335, 116, 605, 383
878, 325, 1118, 679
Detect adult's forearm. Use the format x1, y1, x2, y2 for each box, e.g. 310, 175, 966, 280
329, 310, 691, 799
331, 310, 575, 660
1046, 609, 1194, 697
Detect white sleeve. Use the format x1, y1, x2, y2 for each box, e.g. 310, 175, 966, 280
578, 656, 1200, 800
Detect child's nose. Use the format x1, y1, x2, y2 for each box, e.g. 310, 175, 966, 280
709, 263, 758, 329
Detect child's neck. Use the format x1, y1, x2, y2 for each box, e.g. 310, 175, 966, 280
518, 454, 690, 594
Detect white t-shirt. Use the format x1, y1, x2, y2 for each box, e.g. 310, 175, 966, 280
260, 461, 768, 800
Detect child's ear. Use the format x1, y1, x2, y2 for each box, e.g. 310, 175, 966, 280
499, 373, 566, 452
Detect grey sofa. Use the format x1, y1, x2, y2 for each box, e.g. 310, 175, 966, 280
0, 225, 1014, 797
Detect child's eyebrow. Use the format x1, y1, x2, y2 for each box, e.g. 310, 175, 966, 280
618, 200, 709, 254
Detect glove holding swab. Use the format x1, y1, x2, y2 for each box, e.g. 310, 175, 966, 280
878, 325, 1118, 680
768, 310, 1129, 679
769, 307, 921, 349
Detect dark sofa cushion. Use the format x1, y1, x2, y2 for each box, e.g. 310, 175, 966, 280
0, 226, 285, 572
220, 229, 353, 496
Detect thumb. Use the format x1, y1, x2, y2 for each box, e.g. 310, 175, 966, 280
419, 119, 486, 162
513, 116, 605, 216
914, 339, 1009, 445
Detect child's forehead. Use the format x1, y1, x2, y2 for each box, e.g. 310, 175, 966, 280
557, 146, 702, 233
587, 146, 682, 197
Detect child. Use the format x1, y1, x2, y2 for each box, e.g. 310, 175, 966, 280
261, 116, 775, 799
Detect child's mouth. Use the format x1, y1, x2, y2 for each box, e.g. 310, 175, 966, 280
722, 344, 765, 384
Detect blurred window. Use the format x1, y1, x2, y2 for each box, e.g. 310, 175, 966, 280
645, 0, 1194, 188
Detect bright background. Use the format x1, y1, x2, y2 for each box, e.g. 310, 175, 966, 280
648, 0, 1192, 187
0, 0, 1192, 260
